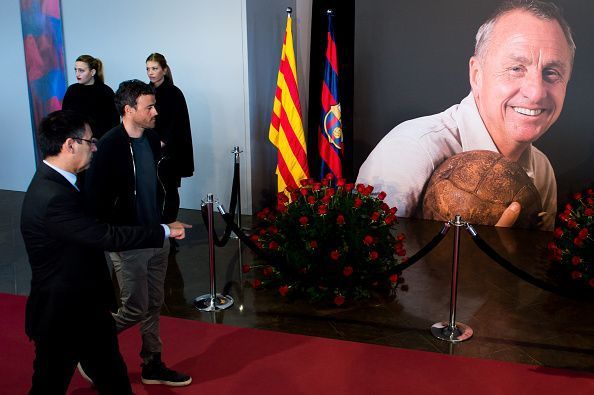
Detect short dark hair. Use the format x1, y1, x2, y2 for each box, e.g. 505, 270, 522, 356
114, 79, 155, 116
37, 110, 88, 158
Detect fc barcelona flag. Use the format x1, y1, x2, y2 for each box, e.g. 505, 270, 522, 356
269, 9, 309, 193
318, 10, 342, 180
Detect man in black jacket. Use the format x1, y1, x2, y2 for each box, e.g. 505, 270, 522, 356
21, 110, 187, 394
85, 80, 192, 386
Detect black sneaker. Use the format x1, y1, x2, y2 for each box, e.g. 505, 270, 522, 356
141, 358, 192, 387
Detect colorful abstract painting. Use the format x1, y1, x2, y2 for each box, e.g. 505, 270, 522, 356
20, 0, 67, 161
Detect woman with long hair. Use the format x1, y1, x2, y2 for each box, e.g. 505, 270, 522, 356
62, 55, 119, 139
146, 52, 194, 227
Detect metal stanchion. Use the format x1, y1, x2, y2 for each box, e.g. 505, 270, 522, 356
230, 146, 244, 285
194, 193, 234, 312
431, 215, 473, 343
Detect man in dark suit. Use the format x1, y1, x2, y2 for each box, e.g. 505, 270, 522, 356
20, 110, 188, 394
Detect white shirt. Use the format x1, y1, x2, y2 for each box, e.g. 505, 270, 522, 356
356, 93, 557, 230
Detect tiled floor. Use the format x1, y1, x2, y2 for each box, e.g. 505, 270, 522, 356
2, 189, 593, 372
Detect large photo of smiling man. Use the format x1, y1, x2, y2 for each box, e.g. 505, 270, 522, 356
356, 0, 575, 230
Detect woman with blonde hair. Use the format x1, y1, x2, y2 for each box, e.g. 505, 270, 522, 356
146, 52, 194, 229
62, 54, 119, 139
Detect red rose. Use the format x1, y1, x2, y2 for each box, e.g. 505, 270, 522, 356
307, 195, 316, 205
396, 248, 406, 256
589, 278, 594, 288
325, 172, 334, 180
345, 183, 355, 192
567, 219, 577, 229
363, 235, 374, 246
268, 241, 279, 250
300, 178, 313, 186
343, 265, 354, 277
378, 191, 387, 200
369, 251, 379, 260
299, 216, 309, 226
574, 192, 583, 200
585, 208, 594, 217
334, 294, 345, 306
397, 233, 406, 241
277, 192, 289, 203
370, 211, 380, 221
546, 241, 557, 251
385, 214, 396, 225
587, 198, 594, 205
588, 188, 594, 196
268, 225, 279, 234
262, 266, 273, 277
354, 198, 363, 208
277, 203, 288, 213
250, 234, 260, 242
553, 228, 564, 239
325, 188, 335, 197
309, 240, 318, 249
312, 183, 322, 192
321, 179, 329, 187
259, 229, 267, 235
290, 192, 299, 201
322, 195, 331, 204
571, 256, 581, 266
330, 250, 341, 260
279, 285, 289, 296
571, 270, 583, 280
300, 188, 309, 196
578, 228, 589, 240
362, 186, 373, 196
574, 237, 584, 247
317, 204, 328, 215
390, 207, 398, 214
565, 203, 573, 211
241, 264, 251, 273
252, 279, 262, 288
389, 273, 398, 283
356, 183, 365, 193
336, 214, 345, 225
336, 178, 346, 187
380, 202, 390, 212
558, 212, 568, 222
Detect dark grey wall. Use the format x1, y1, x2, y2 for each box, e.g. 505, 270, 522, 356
247, 0, 298, 210
354, 0, 594, 200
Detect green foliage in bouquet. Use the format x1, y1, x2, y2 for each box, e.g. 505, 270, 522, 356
548, 186, 594, 287
245, 176, 407, 306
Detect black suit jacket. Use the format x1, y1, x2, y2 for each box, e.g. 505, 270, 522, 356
21, 163, 165, 339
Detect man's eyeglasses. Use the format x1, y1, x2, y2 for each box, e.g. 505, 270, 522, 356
72, 137, 98, 146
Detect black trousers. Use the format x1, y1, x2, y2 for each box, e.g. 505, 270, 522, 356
29, 311, 131, 395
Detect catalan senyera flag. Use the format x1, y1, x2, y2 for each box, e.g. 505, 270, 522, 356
318, 11, 342, 180
269, 12, 309, 193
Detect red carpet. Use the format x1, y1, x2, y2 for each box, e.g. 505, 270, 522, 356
1, 293, 593, 394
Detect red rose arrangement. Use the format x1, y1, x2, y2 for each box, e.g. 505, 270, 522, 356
548, 187, 594, 287
246, 175, 406, 306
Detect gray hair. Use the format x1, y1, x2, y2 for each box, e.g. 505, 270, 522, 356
474, 0, 575, 64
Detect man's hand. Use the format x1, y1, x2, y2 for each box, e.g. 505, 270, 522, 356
167, 221, 192, 240
495, 202, 521, 228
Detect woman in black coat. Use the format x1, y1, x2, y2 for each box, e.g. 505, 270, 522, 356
146, 52, 195, 224
62, 55, 119, 139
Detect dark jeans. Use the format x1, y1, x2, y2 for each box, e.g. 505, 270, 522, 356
30, 311, 131, 395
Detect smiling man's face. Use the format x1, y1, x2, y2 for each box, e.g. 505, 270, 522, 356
469, 10, 573, 159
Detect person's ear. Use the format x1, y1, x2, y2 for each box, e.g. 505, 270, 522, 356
469, 56, 482, 94
91, 69, 96, 77
63, 138, 75, 154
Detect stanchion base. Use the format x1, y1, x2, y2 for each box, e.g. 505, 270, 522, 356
431, 321, 473, 343
194, 294, 234, 312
